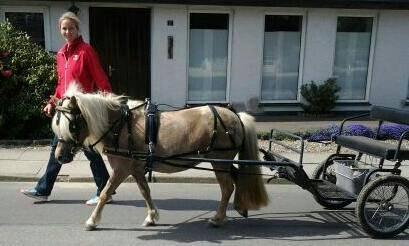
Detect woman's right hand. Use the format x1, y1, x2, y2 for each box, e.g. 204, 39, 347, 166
43, 103, 54, 118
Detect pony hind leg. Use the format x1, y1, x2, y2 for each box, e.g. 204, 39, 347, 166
132, 170, 159, 227
209, 162, 235, 227
85, 167, 129, 231
230, 165, 248, 218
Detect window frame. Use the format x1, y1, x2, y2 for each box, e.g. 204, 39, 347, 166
332, 13, 377, 103
259, 11, 306, 104
0, 6, 51, 50
406, 77, 409, 102
186, 9, 233, 104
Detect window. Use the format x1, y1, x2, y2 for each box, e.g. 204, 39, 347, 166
407, 78, 409, 101
261, 15, 303, 101
1, 7, 50, 50
333, 16, 374, 100
5, 12, 46, 48
188, 13, 230, 102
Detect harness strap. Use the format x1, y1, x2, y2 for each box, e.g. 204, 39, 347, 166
111, 104, 130, 151
208, 105, 238, 151
89, 118, 120, 152
127, 109, 134, 155
144, 98, 158, 182
88, 102, 146, 151
145, 100, 158, 145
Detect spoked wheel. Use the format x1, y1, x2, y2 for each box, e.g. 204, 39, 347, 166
356, 175, 409, 238
312, 157, 353, 209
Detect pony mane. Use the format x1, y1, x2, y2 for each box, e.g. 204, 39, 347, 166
77, 93, 125, 153
64, 82, 83, 97
55, 83, 130, 153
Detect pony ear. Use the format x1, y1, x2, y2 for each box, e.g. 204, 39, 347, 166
69, 96, 77, 108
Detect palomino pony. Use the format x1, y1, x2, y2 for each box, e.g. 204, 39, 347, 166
52, 85, 268, 230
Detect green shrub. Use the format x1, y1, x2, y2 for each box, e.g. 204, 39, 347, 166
0, 21, 56, 139
257, 131, 270, 140
300, 78, 340, 115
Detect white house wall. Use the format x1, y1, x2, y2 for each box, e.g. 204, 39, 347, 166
370, 10, 409, 109
151, 6, 188, 108
229, 7, 265, 112
303, 9, 337, 86
2, 2, 409, 112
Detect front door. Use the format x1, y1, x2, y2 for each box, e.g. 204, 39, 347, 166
89, 7, 150, 100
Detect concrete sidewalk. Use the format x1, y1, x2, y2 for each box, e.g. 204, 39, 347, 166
1, 119, 406, 183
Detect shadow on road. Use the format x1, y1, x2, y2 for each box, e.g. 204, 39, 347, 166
42, 197, 409, 241
95, 208, 409, 242
45, 198, 221, 210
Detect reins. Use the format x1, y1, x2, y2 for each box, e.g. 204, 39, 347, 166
102, 147, 277, 181
87, 101, 147, 151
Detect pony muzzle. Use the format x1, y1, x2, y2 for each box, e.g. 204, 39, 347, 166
55, 139, 79, 164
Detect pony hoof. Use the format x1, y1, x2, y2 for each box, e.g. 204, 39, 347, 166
85, 220, 97, 231
85, 223, 97, 231
208, 218, 226, 227
142, 220, 156, 227
237, 209, 248, 218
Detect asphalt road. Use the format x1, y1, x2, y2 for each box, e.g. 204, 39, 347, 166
0, 182, 408, 245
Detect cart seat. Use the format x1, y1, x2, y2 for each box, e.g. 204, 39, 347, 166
335, 135, 409, 160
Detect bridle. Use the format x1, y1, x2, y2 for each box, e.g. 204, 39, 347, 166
55, 96, 84, 147
54, 96, 147, 154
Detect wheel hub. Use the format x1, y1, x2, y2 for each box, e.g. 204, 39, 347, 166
380, 201, 393, 211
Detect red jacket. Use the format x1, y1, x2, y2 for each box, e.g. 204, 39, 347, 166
54, 36, 111, 100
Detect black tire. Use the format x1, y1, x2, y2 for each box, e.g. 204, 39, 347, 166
356, 175, 409, 238
312, 158, 353, 209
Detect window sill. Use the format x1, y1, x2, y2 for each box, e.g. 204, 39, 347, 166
186, 102, 230, 108
259, 102, 300, 107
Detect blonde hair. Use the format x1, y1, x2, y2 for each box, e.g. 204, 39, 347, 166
59, 11, 80, 29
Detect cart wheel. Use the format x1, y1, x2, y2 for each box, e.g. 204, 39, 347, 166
312, 158, 353, 209
356, 175, 409, 238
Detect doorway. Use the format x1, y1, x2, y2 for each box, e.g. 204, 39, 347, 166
89, 7, 151, 100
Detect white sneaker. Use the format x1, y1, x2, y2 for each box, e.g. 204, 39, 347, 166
86, 195, 113, 206
20, 188, 49, 202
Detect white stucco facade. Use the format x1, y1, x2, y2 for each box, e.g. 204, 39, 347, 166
2, 1, 409, 113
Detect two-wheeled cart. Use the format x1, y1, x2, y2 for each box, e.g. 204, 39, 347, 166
258, 105, 409, 238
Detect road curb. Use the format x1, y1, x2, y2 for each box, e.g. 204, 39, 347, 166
0, 139, 51, 146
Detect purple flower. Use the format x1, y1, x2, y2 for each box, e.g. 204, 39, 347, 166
378, 124, 409, 140
344, 124, 374, 138
308, 124, 339, 141
308, 124, 374, 141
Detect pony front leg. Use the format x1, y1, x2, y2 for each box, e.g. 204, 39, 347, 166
85, 181, 113, 230
133, 172, 159, 226
85, 168, 129, 231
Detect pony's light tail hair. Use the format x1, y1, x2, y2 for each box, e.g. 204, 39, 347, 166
234, 112, 269, 210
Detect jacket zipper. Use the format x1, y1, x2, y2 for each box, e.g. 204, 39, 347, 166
64, 53, 68, 94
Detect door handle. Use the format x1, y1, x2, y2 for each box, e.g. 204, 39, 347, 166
108, 65, 116, 77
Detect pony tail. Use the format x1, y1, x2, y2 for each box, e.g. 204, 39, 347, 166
234, 113, 269, 210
